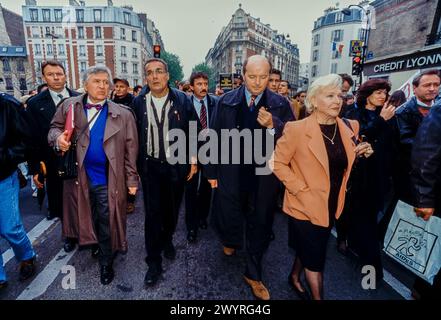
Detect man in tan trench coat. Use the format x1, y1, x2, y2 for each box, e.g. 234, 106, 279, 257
48, 65, 139, 285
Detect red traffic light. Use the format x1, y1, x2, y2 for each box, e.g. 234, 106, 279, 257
353, 56, 361, 63
153, 45, 161, 58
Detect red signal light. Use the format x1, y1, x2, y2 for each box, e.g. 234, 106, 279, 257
153, 45, 161, 58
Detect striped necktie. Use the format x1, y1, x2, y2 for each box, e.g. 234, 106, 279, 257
200, 99, 207, 130
249, 95, 257, 111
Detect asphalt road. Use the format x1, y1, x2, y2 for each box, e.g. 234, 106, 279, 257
0, 183, 413, 301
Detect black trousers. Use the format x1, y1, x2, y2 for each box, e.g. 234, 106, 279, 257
214, 174, 279, 281
88, 183, 113, 266
141, 160, 184, 267
185, 170, 211, 232
46, 157, 64, 219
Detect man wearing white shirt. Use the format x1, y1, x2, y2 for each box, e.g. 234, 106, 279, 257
204, 55, 294, 300
185, 72, 218, 243
49, 65, 139, 285
25, 60, 79, 250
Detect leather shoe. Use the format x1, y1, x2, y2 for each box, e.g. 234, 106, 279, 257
163, 242, 176, 260
288, 274, 311, 300
19, 256, 36, 281
187, 229, 198, 243
223, 246, 235, 256
199, 219, 208, 230
243, 275, 270, 300
91, 245, 100, 258
144, 265, 163, 287
63, 238, 76, 253
100, 265, 114, 285
126, 202, 135, 214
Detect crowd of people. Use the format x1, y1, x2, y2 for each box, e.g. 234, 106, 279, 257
1, 54, 440, 300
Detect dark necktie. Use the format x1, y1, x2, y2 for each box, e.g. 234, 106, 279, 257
200, 99, 207, 130
57, 94, 64, 100
84, 103, 104, 111
249, 95, 257, 111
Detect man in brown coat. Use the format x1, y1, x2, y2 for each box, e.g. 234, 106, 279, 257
48, 65, 139, 285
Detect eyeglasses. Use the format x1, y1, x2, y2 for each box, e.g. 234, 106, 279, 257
146, 68, 166, 77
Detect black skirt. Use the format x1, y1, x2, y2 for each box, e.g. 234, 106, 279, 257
287, 124, 347, 272
288, 215, 333, 272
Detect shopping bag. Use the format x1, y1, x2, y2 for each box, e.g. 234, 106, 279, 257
384, 200, 441, 284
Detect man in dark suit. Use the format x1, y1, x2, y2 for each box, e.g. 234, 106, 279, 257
205, 55, 294, 300
185, 72, 218, 243
25, 60, 79, 252
412, 101, 441, 299
132, 58, 199, 287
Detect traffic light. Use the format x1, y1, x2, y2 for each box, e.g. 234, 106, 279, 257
352, 56, 362, 76
153, 45, 161, 58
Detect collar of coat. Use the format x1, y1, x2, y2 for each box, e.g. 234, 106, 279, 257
220, 85, 285, 110
137, 84, 180, 102
69, 93, 122, 117
28, 87, 78, 105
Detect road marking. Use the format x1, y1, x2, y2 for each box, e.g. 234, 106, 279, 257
330, 229, 412, 300
1, 218, 59, 265
16, 247, 76, 300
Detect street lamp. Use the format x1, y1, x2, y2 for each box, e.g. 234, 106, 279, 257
342, 5, 371, 86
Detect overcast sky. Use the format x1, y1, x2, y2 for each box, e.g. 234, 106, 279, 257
1, 0, 356, 78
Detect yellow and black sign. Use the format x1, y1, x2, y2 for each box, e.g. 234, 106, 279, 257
219, 73, 233, 91
350, 40, 364, 56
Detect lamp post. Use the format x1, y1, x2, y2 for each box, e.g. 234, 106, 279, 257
342, 5, 371, 86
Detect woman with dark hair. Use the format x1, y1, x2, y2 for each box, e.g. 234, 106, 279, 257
342, 79, 396, 283
388, 90, 407, 108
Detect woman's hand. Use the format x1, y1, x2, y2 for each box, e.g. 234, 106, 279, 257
354, 142, 374, 158
380, 102, 396, 121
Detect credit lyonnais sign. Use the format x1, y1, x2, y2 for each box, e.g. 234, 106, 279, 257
364, 48, 441, 75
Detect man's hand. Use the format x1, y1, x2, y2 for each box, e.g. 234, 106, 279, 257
208, 179, 218, 189
57, 130, 71, 152
414, 207, 435, 221
128, 187, 137, 195
187, 164, 198, 181
257, 108, 273, 128
33, 174, 44, 189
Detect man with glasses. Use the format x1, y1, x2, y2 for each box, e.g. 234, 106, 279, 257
132, 58, 199, 287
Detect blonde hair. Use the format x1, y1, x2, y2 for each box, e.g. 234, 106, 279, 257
305, 74, 342, 113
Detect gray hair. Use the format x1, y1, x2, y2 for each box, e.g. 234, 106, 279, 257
305, 74, 342, 113
82, 64, 113, 88
144, 58, 168, 73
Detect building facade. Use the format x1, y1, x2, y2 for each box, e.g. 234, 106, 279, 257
364, 0, 441, 92
298, 62, 310, 91
309, 5, 367, 86
23, 0, 162, 89
205, 5, 300, 91
0, 4, 32, 97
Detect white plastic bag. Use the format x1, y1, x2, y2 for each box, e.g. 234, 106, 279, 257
384, 200, 441, 284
